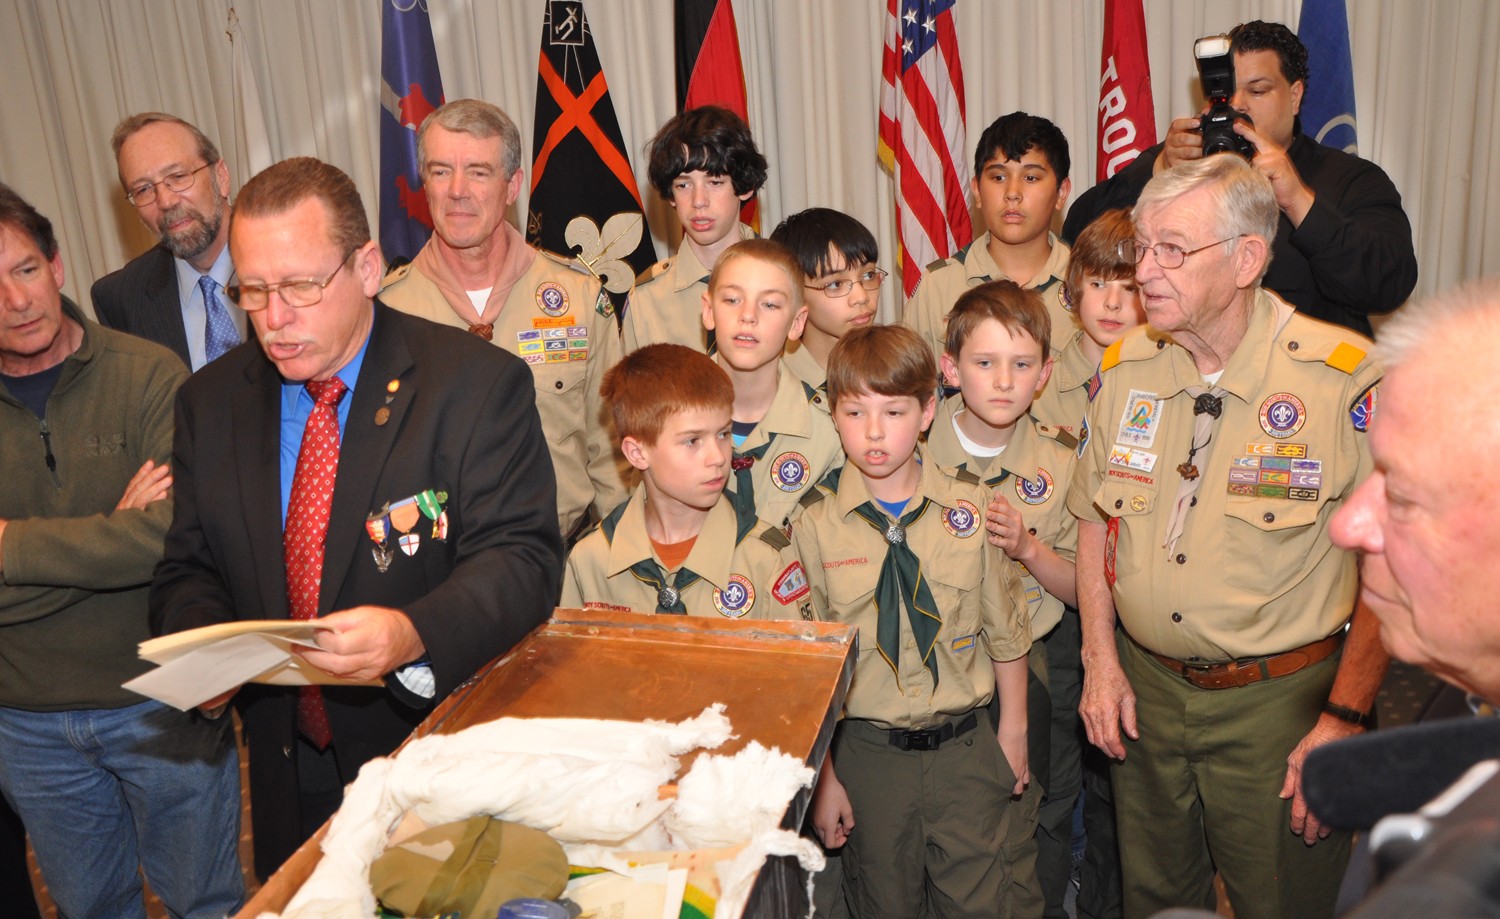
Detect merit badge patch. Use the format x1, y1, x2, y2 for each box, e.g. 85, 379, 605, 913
772, 561, 811, 605
943, 499, 981, 538
1259, 392, 1306, 439
713, 574, 755, 618
535, 281, 569, 317
1016, 468, 1055, 505
1116, 390, 1163, 448
1350, 383, 1378, 433
771, 451, 810, 492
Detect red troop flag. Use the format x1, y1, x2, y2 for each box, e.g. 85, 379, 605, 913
878, 0, 972, 299
675, 0, 758, 231
1094, 0, 1157, 182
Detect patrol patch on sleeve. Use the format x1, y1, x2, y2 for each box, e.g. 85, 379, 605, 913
772, 562, 811, 605
1349, 383, 1378, 433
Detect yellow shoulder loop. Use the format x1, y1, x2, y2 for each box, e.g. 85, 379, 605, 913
1325, 342, 1366, 375
1100, 339, 1124, 372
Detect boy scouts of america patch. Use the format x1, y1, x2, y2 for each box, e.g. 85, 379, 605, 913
1016, 468, 1055, 505
536, 281, 569, 317
714, 574, 755, 618
943, 500, 980, 538
1349, 383, 1378, 433
1259, 392, 1306, 439
772, 452, 810, 492
773, 561, 811, 605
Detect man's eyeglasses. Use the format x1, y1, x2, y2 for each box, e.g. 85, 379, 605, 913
226, 248, 359, 310
1117, 236, 1241, 270
124, 163, 214, 207
806, 267, 888, 298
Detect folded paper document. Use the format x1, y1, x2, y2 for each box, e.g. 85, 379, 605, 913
124, 620, 381, 711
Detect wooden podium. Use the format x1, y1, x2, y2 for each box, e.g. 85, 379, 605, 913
239, 609, 856, 916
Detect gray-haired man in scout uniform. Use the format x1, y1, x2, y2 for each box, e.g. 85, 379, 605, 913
381, 99, 628, 538
1069, 154, 1387, 919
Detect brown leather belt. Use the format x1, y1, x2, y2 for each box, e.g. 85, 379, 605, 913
1142, 633, 1343, 690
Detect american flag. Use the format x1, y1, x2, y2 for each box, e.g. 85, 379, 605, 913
878, 0, 973, 299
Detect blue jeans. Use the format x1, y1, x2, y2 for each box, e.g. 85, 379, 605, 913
0, 700, 244, 919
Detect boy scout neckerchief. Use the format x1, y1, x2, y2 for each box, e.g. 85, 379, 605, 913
1163, 386, 1225, 554
730, 440, 772, 513
604, 491, 761, 614
851, 499, 942, 687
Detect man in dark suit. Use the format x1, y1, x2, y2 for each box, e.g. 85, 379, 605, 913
92, 113, 246, 370
149, 157, 564, 879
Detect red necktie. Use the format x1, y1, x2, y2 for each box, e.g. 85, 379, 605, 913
285, 377, 348, 749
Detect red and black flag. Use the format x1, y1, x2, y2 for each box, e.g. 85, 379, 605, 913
675, 0, 758, 231
529, 0, 656, 295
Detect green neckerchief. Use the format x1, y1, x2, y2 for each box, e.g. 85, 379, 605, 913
850, 498, 941, 687
626, 559, 699, 614
729, 439, 773, 517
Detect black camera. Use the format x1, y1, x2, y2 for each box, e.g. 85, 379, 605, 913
1194, 35, 1255, 159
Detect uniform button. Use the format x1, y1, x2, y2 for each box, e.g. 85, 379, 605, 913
1263, 512, 1276, 523
1171, 612, 1183, 623
554, 380, 564, 390
1028, 527, 1037, 535
1114, 499, 1124, 510
1175, 553, 1186, 564
1156, 339, 1166, 350
1288, 341, 1300, 351
908, 687, 920, 697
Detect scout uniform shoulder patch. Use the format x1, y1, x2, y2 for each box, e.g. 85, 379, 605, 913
950, 466, 982, 486
1349, 381, 1379, 433
772, 561, 811, 606
757, 524, 792, 551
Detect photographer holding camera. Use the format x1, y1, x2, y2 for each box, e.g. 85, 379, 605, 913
1063, 20, 1418, 338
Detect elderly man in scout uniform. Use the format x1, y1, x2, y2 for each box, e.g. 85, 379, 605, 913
381, 99, 629, 538
1067, 154, 1387, 919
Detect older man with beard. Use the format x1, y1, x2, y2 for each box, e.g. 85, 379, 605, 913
92, 112, 246, 370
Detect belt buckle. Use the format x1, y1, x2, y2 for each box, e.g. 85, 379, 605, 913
904, 729, 941, 751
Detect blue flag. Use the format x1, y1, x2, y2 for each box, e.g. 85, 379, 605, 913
1297, 0, 1358, 154
379, 0, 445, 265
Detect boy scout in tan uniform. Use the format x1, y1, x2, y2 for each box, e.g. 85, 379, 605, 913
905, 232, 1074, 359
795, 458, 1031, 918
726, 362, 842, 532
781, 340, 827, 397
1030, 328, 1096, 435
561, 482, 806, 620
1068, 289, 1380, 918
381, 251, 628, 537
622, 222, 755, 354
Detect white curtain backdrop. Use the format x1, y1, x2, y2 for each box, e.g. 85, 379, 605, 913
1, 0, 1493, 323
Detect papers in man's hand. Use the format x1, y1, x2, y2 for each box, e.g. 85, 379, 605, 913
124, 620, 381, 711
